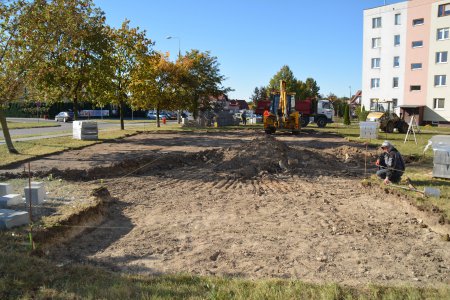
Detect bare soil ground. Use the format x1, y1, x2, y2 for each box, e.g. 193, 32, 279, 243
2, 130, 449, 287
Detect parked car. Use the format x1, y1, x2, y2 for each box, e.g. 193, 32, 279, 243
165, 112, 178, 120
55, 111, 73, 122
147, 111, 167, 120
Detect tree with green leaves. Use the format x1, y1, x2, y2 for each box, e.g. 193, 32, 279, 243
343, 103, 351, 125
305, 78, 320, 99
32, 0, 110, 121
250, 86, 268, 105
268, 65, 298, 94
0, 0, 55, 153
183, 50, 231, 120
102, 20, 153, 130
129, 52, 189, 127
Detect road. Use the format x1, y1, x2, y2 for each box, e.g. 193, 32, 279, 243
0, 118, 174, 144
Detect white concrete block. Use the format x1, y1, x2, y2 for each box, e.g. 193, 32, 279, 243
31, 182, 46, 194
0, 209, 29, 229
0, 183, 12, 196
24, 186, 45, 205
73, 121, 98, 140
0, 194, 22, 208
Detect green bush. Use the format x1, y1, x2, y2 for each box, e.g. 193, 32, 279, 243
357, 105, 370, 121
343, 104, 351, 125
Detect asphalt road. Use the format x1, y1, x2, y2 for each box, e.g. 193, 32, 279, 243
0, 118, 173, 143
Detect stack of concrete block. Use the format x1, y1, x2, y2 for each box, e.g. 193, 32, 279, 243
433, 150, 450, 179
0, 209, 29, 229
73, 121, 98, 140
0, 183, 11, 196
24, 181, 45, 205
430, 135, 450, 179
0, 183, 22, 208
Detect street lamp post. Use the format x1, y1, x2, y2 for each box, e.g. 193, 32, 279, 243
166, 35, 182, 124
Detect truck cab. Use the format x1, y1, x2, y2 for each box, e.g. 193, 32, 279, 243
296, 98, 334, 128
317, 100, 334, 124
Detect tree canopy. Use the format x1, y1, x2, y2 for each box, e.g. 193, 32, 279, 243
103, 19, 153, 129
0, 0, 57, 153
265, 65, 321, 102
0, 0, 231, 153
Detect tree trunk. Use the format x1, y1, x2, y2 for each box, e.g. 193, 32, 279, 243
119, 99, 125, 130
156, 105, 160, 128
192, 98, 199, 120
0, 107, 18, 154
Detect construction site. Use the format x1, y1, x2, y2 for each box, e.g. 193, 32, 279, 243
1, 128, 449, 291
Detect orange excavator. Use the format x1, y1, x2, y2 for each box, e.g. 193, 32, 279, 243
263, 80, 300, 134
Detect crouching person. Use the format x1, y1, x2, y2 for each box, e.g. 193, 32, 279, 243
376, 141, 405, 184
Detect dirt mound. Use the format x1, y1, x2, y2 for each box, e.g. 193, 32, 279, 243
323, 145, 377, 167
0, 151, 218, 181
213, 135, 288, 178
211, 135, 348, 179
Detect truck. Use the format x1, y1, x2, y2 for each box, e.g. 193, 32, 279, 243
256, 97, 334, 128
295, 98, 334, 128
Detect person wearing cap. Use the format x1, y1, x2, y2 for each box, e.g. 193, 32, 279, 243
376, 141, 406, 184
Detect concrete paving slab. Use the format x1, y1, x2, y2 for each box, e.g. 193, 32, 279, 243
0, 209, 29, 229
0, 194, 22, 208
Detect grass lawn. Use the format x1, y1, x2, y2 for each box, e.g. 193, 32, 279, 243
316, 119, 450, 220
1, 121, 450, 299
3, 121, 60, 129
0, 123, 191, 167
0, 129, 140, 167
1, 229, 449, 299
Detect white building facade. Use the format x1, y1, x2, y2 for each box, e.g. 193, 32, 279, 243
426, 0, 450, 122
362, 0, 450, 124
362, 2, 408, 114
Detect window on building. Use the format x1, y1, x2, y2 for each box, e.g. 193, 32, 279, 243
370, 99, 380, 111
371, 58, 381, 68
394, 35, 400, 46
435, 75, 447, 86
438, 3, 450, 17
437, 28, 450, 40
371, 78, 380, 88
412, 40, 423, 48
392, 99, 398, 108
410, 85, 421, 91
433, 98, 445, 109
393, 56, 400, 67
411, 63, 422, 70
372, 17, 382, 28
393, 77, 399, 88
395, 13, 401, 25
436, 51, 448, 63
372, 37, 381, 48
413, 18, 424, 26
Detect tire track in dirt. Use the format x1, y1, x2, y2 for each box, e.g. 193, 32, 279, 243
39, 131, 449, 288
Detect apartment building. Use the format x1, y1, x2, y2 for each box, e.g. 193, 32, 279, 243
362, 0, 450, 124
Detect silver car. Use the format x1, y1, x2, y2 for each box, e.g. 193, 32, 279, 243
55, 111, 73, 122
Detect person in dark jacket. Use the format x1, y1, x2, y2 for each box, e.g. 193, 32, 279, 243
241, 111, 247, 125
376, 140, 405, 184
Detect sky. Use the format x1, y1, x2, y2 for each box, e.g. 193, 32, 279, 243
95, 0, 404, 101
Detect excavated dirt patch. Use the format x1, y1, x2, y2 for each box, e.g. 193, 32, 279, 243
31, 130, 449, 288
